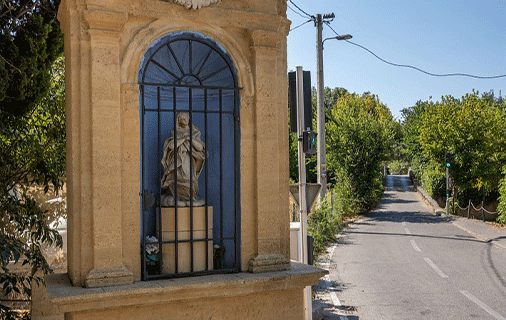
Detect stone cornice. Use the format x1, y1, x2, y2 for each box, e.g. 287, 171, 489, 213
84, 9, 128, 31
46, 262, 327, 313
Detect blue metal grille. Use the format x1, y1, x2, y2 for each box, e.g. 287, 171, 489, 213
139, 32, 240, 280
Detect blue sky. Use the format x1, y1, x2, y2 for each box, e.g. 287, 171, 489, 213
286, 0, 506, 119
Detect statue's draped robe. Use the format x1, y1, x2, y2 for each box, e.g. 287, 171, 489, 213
161, 125, 206, 201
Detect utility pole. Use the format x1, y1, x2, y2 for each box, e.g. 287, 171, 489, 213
316, 13, 328, 202
315, 14, 351, 202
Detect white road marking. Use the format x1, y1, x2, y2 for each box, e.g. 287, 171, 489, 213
424, 257, 448, 278
410, 240, 421, 252
460, 290, 506, 320
324, 275, 349, 319
329, 293, 349, 320
404, 227, 411, 235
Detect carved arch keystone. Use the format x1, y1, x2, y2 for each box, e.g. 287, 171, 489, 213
161, 0, 222, 10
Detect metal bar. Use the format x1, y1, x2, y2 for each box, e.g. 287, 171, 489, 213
468, 199, 471, 219
234, 88, 240, 268
160, 235, 235, 244
189, 40, 192, 74
157, 86, 162, 275
150, 59, 180, 82
201, 65, 228, 82
196, 47, 213, 77
219, 89, 224, 250
166, 43, 185, 77
143, 108, 234, 115
160, 238, 210, 244
189, 87, 194, 273
204, 88, 209, 271
141, 82, 238, 90
145, 268, 239, 280
141, 84, 147, 280
173, 86, 179, 274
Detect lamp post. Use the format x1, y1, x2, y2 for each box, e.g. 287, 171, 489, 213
316, 12, 351, 201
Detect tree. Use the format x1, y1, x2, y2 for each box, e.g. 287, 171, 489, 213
0, 0, 63, 117
0, 1, 64, 313
326, 92, 397, 214
1, 55, 65, 319
402, 91, 506, 211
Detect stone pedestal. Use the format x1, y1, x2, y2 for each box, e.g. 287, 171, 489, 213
159, 207, 213, 274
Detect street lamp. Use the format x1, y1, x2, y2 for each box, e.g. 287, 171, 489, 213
323, 34, 353, 45
316, 15, 352, 202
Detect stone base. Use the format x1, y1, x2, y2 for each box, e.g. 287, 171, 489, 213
160, 206, 213, 274
248, 254, 290, 273
84, 266, 133, 288
42, 262, 326, 320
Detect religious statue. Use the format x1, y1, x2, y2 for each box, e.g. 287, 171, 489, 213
161, 112, 206, 207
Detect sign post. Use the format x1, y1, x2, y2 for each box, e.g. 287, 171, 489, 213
295, 66, 311, 320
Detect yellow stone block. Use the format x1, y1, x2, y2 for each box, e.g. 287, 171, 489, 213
159, 207, 213, 274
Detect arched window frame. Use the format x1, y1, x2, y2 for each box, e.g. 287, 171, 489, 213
138, 31, 241, 280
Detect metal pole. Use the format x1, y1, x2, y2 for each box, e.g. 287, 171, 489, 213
446, 166, 449, 215
296, 66, 311, 320
316, 14, 327, 202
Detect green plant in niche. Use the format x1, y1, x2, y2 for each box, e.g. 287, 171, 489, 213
145, 236, 160, 266
213, 244, 225, 269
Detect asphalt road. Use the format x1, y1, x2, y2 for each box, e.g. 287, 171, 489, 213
328, 175, 506, 320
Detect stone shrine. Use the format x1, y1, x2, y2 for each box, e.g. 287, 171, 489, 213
33, 0, 325, 319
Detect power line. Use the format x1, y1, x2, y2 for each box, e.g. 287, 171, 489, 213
323, 21, 506, 80
288, 0, 313, 19
290, 19, 312, 32
287, 3, 310, 20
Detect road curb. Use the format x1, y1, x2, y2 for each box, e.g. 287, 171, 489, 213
451, 220, 506, 250
414, 184, 446, 216
414, 184, 506, 250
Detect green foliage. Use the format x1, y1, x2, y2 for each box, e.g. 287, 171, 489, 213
497, 166, 506, 224
388, 160, 409, 175
0, 0, 63, 117
308, 191, 343, 254
326, 92, 395, 214
1, 57, 65, 319
401, 91, 506, 218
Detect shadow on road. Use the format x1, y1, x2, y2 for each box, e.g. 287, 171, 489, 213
343, 230, 485, 244
365, 211, 454, 224
313, 297, 360, 320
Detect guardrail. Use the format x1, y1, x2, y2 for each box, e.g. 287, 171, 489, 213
454, 200, 499, 222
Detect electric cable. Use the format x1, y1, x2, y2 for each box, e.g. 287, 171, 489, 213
324, 21, 506, 79
288, 0, 314, 19
290, 19, 312, 32
287, 3, 310, 20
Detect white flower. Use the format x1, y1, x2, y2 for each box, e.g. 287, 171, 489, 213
145, 236, 159, 255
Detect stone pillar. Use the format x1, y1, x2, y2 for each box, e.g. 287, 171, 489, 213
83, 9, 133, 287
248, 29, 290, 272
61, 5, 133, 287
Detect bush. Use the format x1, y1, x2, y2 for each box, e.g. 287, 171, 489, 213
388, 160, 409, 175
308, 191, 343, 254
419, 162, 446, 199
497, 166, 506, 224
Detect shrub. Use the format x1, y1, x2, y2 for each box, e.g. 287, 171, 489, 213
497, 166, 506, 224
308, 191, 343, 254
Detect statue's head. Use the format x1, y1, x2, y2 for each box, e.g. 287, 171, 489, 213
176, 112, 190, 128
